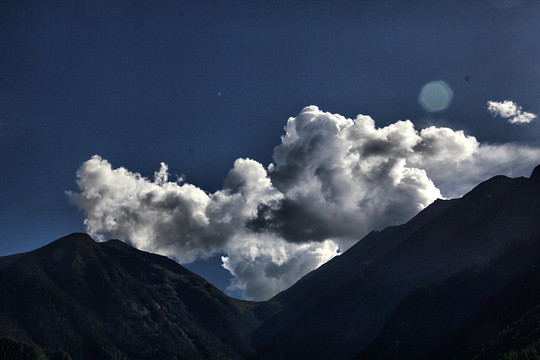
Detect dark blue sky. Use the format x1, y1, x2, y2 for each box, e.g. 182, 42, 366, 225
1, 0, 539, 291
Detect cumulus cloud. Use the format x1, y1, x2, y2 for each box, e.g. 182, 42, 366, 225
487, 100, 537, 124
222, 233, 338, 300
253, 108, 441, 248
68, 156, 282, 263
68, 106, 540, 300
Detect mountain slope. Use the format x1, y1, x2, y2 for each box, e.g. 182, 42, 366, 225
474, 303, 540, 360
358, 235, 540, 359
1, 166, 540, 360
251, 166, 540, 359
0, 233, 257, 360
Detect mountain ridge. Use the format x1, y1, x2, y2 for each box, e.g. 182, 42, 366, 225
250, 166, 540, 359
1, 166, 540, 359
0, 233, 258, 360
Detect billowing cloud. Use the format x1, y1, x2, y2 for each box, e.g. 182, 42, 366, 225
68, 154, 336, 300
69, 156, 282, 263
254, 108, 441, 248
222, 233, 339, 300
68, 106, 540, 300
487, 100, 536, 124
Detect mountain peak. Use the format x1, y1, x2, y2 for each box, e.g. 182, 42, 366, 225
41, 232, 97, 251
56, 232, 94, 243
0, 233, 258, 360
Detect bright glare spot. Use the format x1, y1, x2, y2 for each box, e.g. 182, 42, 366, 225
418, 80, 453, 113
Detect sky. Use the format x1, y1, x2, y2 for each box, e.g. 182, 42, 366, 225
1, 0, 540, 300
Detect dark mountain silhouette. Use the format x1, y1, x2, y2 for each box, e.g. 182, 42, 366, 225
358, 235, 540, 359
1, 165, 539, 359
474, 302, 540, 359
250, 165, 540, 359
0, 233, 258, 360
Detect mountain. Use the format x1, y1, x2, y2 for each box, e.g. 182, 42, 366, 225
0, 233, 258, 360
1, 166, 539, 359
359, 234, 540, 359
250, 165, 540, 359
473, 302, 540, 360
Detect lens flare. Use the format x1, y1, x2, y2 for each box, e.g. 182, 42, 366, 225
418, 80, 453, 113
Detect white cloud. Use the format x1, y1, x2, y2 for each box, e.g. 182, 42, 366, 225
487, 100, 536, 124
260, 107, 442, 249
222, 233, 338, 300
68, 106, 540, 300
68, 155, 336, 300
68, 156, 284, 263
509, 112, 537, 124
